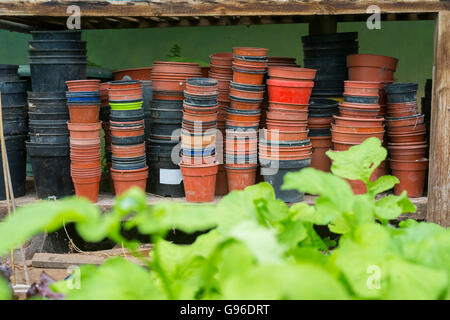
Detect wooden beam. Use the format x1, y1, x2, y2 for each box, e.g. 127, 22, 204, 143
427, 11, 450, 227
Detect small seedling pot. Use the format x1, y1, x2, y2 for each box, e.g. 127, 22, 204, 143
111, 166, 149, 196
225, 164, 258, 191
389, 158, 428, 197
71, 174, 101, 203
179, 162, 219, 202
310, 135, 332, 172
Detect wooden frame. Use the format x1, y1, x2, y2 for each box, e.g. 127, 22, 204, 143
0, 0, 447, 225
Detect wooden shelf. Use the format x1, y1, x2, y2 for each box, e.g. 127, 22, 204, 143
0, 0, 444, 32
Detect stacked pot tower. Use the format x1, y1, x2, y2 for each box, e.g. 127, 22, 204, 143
148, 62, 201, 197
66, 80, 102, 202
180, 78, 219, 202
209, 52, 234, 195
108, 80, 148, 195
27, 30, 87, 199
385, 83, 428, 197
224, 47, 268, 191
302, 32, 359, 100
260, 66, 316, 202
0, 65, 27, 200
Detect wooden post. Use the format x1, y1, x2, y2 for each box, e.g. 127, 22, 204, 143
427, 11, 450, 226
309, 16, 337, 35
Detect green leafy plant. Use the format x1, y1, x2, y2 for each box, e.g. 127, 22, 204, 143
166, 44, 209, 66
0, 137, 448, 300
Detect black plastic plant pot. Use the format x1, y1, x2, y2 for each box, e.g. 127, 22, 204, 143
31, 30, 82, 41
343, 95, 379, 104
233, 54, 268, 62
148, 154, 185, 197
226, 108, 261, 116
304, 56, 348, 68
313, 79, 345, 89
301, 32, 358, 44
184, 93, 218, 106
26, 142, 74, 199
111, 159, 147, 171
230, 82, 265, 92
259, 138, 310, 148
111, 135, 145, 146
385, 83, 418, 103
28, 40, 86, 51
30, 57, 87, 93
260, 158, 311, 203
183, 99, 217, 108
28, 112, 69, 121
149, 122, 181, 137
0, 80, 28, 94
308, 109, 339, 117
152, 99, 183, 110
109, 108, 144, 122
29, 123, 68, 135
186, 78, 218, 87
29, 49, 87, 57
29, 133, 70, 144
112, 155, 146, 163
308, 129, 332, 137
309, 98, 339, 108
149, 108, 183, 121
229, 95, 264, 104
0, 64, 19, 76
2, 105, 26, 115
0, 135, 26, 200
4, 119, 27, 136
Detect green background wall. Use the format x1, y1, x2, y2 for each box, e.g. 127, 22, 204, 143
0, 20, 434, 99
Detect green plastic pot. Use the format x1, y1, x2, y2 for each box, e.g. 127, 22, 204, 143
110, 101, 143, 110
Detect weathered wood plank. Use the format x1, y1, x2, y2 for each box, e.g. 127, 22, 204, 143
0, 0, 447, 18
427, 11, 450, 227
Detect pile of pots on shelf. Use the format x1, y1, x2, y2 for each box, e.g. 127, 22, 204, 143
302, 32, 359, 99
180, 78, 219, 202
308, 98, 339, 172
209, 52, 233, 195
108, 80, 148, 195
259, 66, 316, 202
66, 79, 102, 202
332, 80, 386, 194
0, 64, 27, 200
385, 82, 428, 198
224, 47, 268, 191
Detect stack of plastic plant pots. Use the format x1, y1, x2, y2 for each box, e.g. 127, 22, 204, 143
209, 53, 233, 195
141, 80, 153, 141
308, 98, 339, 172
108, 80, 148, 195
260, 66, 316, 202
27, 30, 89, 199
385, 82, 428, 198
99, 82, 112, 178
302, 32, 359, 100
66, 79, 102, 202
180, 78, 219, 202
331, 80, 386, 194
224, 47, 268, 191
0, 64, 27, 200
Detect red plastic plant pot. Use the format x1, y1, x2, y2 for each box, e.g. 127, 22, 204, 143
268, 66, 316, 81
310, 135, 333, 172
230, 99, 262, 111
233, 47, 268, 57
152, 61, 202, 74
183, 110, 218, 122
331, 129, 384, 144
113, 68, 152, 81
268, 101, 309, 112
69, 104, 100, 124
232, 68, 265, 85
225, 165, 258, 192
308, 116, 334, 129
390, 158, 428, 197
333, 115, 385, 127
111, 167, 149, 196
387, 142, 428, 160
332, 124, 385, 133
215, 164, 228, 196
266, 79, 314, 104
67, 122, 102, 139
388, 131, 427, 144
210, 53, 234, 67
266, 110, 308, 121
385, 115, 425, 127
343, 81, 381, 97
110, 125, 145, 138
179, 162, 219, 202
66, 79, 100, 92
387, 123, 426, 134
71, 174, 101, 203
262, 128, 308, 142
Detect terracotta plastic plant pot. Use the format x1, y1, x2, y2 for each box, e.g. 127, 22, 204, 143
71, 174, 101, 202
385, 114, 424, 127
209, 64, 233, 75
179, 162, 219, 202
310, 136, 332, 172
210, 53, 233, 66
225, 165, 257, 191
232, 67, 265, 85
216, 79, 231, 91
258, 152, 312, 161
68, 104, 100, 123
332, 140, 356, 151
225, 139, 258, 154
387, 123, 426, 134
182, 132, 216, 149
332, 124, 385, 133
181, 154, 216, 165
215, 164, 228, 195
387, 101, 418, 110
152, 79, 186, 92
67, 122, 102, 139
267, 79, 314, 104
268, 101, 309, 112
266, 119, 308, 132
229, 87, 264, 100
233, 47, 268, 57
66, 79, 100, 92
109, 80, 141, 90
183, 110, 218, 122
183, 104, 218, 115
185, 78, 218, 95
229, 99, 262, 111
108, 90, 143, 101
267, 110, 308, 121
339, 107, 380, 119
387, 142, 428, 160
308, 116, 333, 129
227, 111, 260, 122
268, 66, 316, 81
152, 90, 184, 101
390, 158, 428, 197
71, 160, 101, 170
331, 129, 384, 144
70, 137, 101, 146
152, 61, 201, 75
347, 54, 398, 81
387, 107, 418, 118
333, 115, 385, 127
111, 167, 149, 196
226, 119, 260, 128
113, 68, 152, 81
202, 66, 211, 77
110, 125, 145, 138
343, 81, 381, 96
262, 128, 308, 142
388, 131, 427, 143
233, 59, 267, 71
340, 102, 380, 111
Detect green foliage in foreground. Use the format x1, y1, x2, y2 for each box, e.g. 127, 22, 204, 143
0, 138, 449, 300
